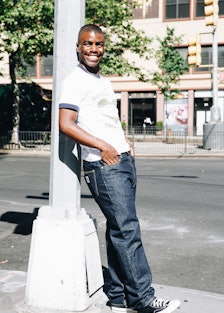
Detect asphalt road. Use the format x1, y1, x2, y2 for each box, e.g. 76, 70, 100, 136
0, 154, 223, 295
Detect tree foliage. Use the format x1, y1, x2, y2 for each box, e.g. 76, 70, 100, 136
151, 26, 188, 100
86, 0, 152, 81
0, 0, 54, 139
0, 1, 187, 134
0, 0, 152, 83
0, 0, 54, 81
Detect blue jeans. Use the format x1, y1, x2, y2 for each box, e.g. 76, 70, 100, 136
83, 152, 155, 310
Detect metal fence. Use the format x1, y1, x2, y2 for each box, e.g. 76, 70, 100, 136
127, 127, 224, 157
1, 129, 224, 157
0, 131, 51, 152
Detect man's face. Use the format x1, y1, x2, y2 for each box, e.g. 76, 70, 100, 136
77, 30, 105, 71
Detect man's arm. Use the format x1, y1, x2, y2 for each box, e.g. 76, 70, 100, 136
59, 108, 119, 165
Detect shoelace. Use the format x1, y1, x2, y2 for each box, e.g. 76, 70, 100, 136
151, 297, 170, 308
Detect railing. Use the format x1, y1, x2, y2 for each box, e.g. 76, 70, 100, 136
1, 128, 224, 157
0, 131, 51, 152
126, 126, 224, 156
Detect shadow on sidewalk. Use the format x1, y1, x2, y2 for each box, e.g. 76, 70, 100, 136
0, 207, 39, 235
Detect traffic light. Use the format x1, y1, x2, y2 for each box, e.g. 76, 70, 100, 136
188, 34, 201, 66
204, 0, 219, 26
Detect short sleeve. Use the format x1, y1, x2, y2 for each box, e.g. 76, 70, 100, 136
59, 70, 81, 112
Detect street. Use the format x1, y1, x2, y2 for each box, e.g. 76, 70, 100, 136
0, 153, 223, 295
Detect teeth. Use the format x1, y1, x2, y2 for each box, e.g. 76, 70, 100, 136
89, 57, 98, 61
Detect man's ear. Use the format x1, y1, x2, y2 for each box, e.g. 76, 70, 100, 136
76, 43, 80, 61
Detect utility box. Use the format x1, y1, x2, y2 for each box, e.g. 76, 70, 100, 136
203, 122, 224, 149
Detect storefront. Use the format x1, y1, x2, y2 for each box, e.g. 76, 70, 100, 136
194, 90, 224, 135
128, 92, 156, 128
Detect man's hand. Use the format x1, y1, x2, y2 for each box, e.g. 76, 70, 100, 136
59, 108, 121, 165
100, 143, 120, 165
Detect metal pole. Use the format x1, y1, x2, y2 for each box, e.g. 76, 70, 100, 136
49, 0, 85, 218
210, 25, 220, 121
24, 1, 104, 311
212, 26, 218, 107
203, 24, 224, 149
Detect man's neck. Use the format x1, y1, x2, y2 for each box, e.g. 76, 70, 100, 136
79, 62, 99, 75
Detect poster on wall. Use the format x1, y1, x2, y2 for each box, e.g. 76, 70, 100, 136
165, 94, 188, 133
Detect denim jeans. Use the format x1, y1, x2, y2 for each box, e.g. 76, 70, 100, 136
83, 152, 155, 310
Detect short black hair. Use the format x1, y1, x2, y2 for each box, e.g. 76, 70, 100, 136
78, 24, 104, 43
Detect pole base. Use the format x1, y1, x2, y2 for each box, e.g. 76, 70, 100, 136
203, 122, 224, 150
24, 206, 103, 312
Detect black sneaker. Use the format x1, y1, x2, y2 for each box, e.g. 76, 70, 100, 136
106, 301, 137, 313
137, 297, 181, 313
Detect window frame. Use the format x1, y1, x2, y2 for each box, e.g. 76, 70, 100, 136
164, 0, 190, 21
194, 0, 224, 18
195, 0, 204, 18
164, 0, 224, 21
193, 44, 224, 73
24, 55, 53, 79
40, 55, 53, 78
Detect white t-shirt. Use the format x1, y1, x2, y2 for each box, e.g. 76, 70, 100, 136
59, 65, 129, 161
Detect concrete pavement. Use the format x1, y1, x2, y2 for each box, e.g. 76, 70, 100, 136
0, 152, 224, 312
1, 269, 224, 313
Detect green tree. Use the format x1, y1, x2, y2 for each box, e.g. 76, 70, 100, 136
151, 26, 188, 100
0, 0, 152, 139
0, 0, 54, 143
86, 0, 152, 81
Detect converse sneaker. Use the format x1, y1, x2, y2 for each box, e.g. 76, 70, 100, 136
137, 297, 181, 313
107, 301, 137, 313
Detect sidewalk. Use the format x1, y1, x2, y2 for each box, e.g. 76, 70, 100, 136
1, 141, 224, 158
1, 270, 224, 313
0, 150, 224, 313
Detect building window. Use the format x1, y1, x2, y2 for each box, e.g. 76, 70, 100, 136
195, 45, 224, 72
41, 55, 53, 77
25, 61, 37, 77
133, 0, 159, 19
196, 0, 224, 17
195, 0, 204, 17
194, 46, 212, 72
165, 0, 190, 19
176, 47, 188, 68
219, 0, 224, 15
18, 58, 36, 77
24, 55, 53, 78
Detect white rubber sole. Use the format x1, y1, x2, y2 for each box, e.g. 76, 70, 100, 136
111, 299, 180, 313
159, 300, 181, 313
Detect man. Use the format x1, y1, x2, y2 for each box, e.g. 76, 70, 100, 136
59, 24, 180, 313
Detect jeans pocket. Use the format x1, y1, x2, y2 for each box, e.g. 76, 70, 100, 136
84, 169, 99, 199
100, 158, 121, 170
